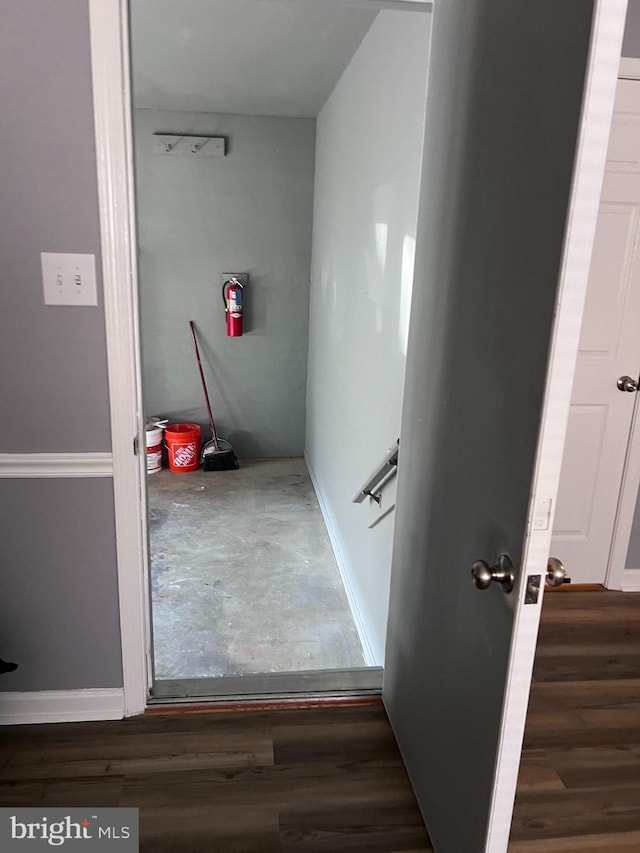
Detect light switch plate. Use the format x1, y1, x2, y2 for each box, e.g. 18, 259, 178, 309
41, 253, 98, 306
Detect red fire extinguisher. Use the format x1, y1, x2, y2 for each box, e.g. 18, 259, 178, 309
222, 277, 244, 337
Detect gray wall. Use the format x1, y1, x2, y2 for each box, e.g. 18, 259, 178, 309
623, 0, 640, 57
0, 480, 122, 691
305, 9, 431, 665
0, 0, 122, 692
134, 109, 315, 457
0, 1, 111, 453
625, 486, 640, 568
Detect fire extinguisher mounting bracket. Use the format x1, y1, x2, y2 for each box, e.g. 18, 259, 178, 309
221, 273, 248, 291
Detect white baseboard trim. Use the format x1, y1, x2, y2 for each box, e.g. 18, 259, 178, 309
621, 569, 640, 592
0, 688, 125, 725
620, 57, 640, 79
0, 453, 113, 478
305, 453, 378, 667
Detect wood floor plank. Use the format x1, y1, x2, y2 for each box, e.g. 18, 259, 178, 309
534, 639, 640, 658
137, 806, 281, 853
533, 654, 640, 683
0, 729, 274, 779
509, 829, 640, 851
512, 589, 640, 847
526, 679, 640, 710
516, 755, 565, 792
523, 699, 640, 750
119, 761, 416, 811
279, 822, 431, 852
511, 783, 640, 841
272, 720, 399, 764
551, 744, 640, 789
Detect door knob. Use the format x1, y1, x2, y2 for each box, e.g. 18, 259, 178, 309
617, 375, 639, 392
546, 557, 571, 587
471, 554, 514, 593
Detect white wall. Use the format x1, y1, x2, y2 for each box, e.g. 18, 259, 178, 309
134, 109, 315, 457
305, 9, 431, 665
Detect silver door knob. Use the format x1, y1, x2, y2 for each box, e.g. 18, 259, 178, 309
617, 375, 639, 392
546, 557, 571, 587
471, 554, 514, 593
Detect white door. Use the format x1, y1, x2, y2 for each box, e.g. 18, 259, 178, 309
383, 1, 625, 852
552, 75, 640, 585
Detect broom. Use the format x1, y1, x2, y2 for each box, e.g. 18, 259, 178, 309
189, 320, 239, 471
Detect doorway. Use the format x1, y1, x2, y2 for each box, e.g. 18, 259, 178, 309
551, 64, 640, 591
128, 0, 432, 698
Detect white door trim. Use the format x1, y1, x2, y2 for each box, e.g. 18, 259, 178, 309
486, 1, 628, 849
89, 0, 150, 717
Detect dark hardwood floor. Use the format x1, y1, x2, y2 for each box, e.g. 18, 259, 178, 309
510, 589, 640, 851
0, 589, 638, 851
0, 700, 431, 852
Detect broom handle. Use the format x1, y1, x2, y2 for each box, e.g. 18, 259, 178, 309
189, 321, 220, 451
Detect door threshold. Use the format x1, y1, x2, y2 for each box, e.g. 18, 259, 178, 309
148, 666, 383, 704
146, 695, 383, 715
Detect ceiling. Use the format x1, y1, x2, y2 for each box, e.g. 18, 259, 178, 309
130, 0, 381, 118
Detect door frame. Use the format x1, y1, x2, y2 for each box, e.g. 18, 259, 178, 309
88, 0, 627, 761
606, 59, 640, 591
88, 0, 437, 717
89, 0, 149, 717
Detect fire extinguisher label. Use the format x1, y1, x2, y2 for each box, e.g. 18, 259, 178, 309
227, 290, 242, 311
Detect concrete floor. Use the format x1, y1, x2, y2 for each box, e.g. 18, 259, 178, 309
148, 457, 366, 680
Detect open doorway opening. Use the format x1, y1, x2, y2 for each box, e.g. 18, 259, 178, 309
128, 0, 432, 698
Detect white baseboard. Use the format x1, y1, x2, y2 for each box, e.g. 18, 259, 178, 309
0, 452, 113, 478
621, 569, 640, 592
304, 453, 378, 667
620, 57, 640, 79
0, 688, 125, 725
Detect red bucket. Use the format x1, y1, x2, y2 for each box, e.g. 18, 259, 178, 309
165, 423, 201, 473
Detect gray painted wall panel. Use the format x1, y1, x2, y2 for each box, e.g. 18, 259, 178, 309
0, 0, 112, 453
0, 478, 123, 692
623, 0, 640, 57
625, 485, 640, 568
0, 0, 122, 695
133, 109, 315, 457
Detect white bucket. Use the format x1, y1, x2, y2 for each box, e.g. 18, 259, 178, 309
146, 424, 164, 474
